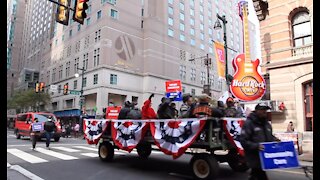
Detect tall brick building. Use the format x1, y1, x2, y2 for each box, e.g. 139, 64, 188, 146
257, 0, 313, 151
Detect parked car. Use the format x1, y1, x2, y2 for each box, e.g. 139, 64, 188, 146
14, 112, 62, 142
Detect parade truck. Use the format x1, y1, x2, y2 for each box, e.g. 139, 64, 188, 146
82, 117, 248, 180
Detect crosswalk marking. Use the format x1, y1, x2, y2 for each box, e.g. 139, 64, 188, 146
35, 148, 78, 160
7, 163, 11, 168
81, 153, 99, 157
7, 149, 48, 164
73, 146, 98, 151
51, 147, 81, 152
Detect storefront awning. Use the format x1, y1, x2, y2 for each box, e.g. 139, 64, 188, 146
54, 109, 81, 117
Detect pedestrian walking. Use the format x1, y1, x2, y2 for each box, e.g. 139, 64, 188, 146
141, 93, 157, 119
239, 103, 280, 180
44, 116, 57, 149
30, 118, 40, 150
74, 123, 80, 138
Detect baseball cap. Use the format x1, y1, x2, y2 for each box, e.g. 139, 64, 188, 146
255, 103, 271, 110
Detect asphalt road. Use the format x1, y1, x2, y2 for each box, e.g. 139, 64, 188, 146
7, 130, 310, 180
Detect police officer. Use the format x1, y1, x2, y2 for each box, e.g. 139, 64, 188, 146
239, 103, 280, 180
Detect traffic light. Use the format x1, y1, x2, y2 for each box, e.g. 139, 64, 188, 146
56, 0, 71, 25
35, 82, 40, 93
39, 82, 45, 92
63, 83, 69, 95
73, 0, 89, 24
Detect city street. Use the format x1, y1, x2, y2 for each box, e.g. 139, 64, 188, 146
7, 130, 310, 180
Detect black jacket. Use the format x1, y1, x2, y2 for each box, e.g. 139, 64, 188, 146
239, 112, 277, 168
190, 103, 224, 118
157, 98, 175, 119
44, 121, 56, 133
118, 106, 131, 119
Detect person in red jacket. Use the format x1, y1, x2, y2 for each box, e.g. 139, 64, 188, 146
142, 93, 157, 119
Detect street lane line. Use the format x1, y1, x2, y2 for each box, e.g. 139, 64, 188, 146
73, 146, 98, 151
8, 135, 16, 137
81, 153, 99, 157
51, 147, 81, 152
7, 149, 48, 164
35, 147, 78, 160
7, 163, 11, 168
10, 165, 44, 180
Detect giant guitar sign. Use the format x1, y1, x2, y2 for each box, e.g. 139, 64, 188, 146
230, 1, 266, 101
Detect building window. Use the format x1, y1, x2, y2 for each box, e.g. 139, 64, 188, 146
210, 75, 214, 86
200, 14, 204, 21
200, 24, 204, 31
94, 48, 100, 67
168, 0, 173, 5
182, 86, 186, 93
190, 9, 194, 16
200, 33, 204, 40
77, 24, 81, 31
180, 12, 185, 21
180, 34, 185, 41
58, 85, 61, 93
191, 88, 195, 96
86, 17, 91, 26
110, 74, 117, 85
190, 28, 195, 36
168, 17, 173, 26
179, 2, 184, 11
83, 53, 89, 70
65, 61, 71, 77
292, 11, 312, 47
209, 28, 212, 35
93, 74, 98, 85
69, 30, 72, 37
190, 18, 195, 26
200, 44, 205, 50
95, 29, 101, 42
180, 23, 185, 31
200, 71, 206, 84
168, 6, 173, 15
179, 65, 186, 80
304, 81, 313, 131
74, 57, 79, 73
168, 29, 174, 37
110, 9, 118, 19
73, 80, 77, 90
190, 39, 195, 46
190, 68, 196, 81
83, 77, 87, 87
97, 10, 102, 19
190, 0, 194, 7
88, 4, 92, 14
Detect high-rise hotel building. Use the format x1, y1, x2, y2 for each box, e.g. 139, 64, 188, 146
43, 0, 262, 117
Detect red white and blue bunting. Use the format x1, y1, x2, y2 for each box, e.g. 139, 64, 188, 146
150, 118, 206, 159
222, 118, 245, 156
111, 121, 148, 152
83, 118, 245, 159
83, 119, 109, 145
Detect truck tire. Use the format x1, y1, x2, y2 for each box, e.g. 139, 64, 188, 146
136, 142, 152, 159
190, 153, 219, 180
227, 151, 249, 172
98, 142, 114, 162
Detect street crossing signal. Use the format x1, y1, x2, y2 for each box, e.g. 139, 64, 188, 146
56, 0, 71, 25
73, 0, 89, 24
39, 82, 45, 92
35, 82, 40, 93
63, 83, 69, 95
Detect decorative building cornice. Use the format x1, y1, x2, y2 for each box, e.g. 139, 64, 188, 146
252, 0, 269, 21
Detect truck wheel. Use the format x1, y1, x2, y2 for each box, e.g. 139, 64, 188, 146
190, 153, 219, 180
15, 130, 21, 139
136, 142, 152, 159
98, 142, 114, 162
227, 151, 249, 172
54, 137, 60, 142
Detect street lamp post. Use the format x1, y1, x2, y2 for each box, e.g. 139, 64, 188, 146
75, 66, 86, 133
214, 14, 230, 91
189, 54, 212, 96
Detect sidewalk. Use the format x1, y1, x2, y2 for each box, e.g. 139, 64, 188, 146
299, 152, 313, 162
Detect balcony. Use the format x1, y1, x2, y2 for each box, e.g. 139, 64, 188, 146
292, 44, 313, 57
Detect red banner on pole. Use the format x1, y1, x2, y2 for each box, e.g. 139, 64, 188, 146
165, 80, 182, 93
214, 41, 225, 79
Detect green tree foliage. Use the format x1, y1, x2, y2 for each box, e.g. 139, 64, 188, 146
7, 89, 51, 112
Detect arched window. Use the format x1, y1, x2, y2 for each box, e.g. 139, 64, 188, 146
292, 11, 312, 47
303, 81, 313, 131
